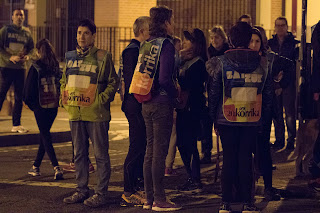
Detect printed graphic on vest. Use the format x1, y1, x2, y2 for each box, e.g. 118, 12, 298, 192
39, 76, 59, 108
222, 69, 265, 122
129, 38, 165, 95
62, 59, 99, 107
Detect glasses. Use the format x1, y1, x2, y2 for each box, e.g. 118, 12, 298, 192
275, 24, 287, 28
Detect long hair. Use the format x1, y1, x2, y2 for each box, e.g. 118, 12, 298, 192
183, 28, 208, 61
149, 5, 173, 37
252, 27, 266, 56
36, 38, 59, 73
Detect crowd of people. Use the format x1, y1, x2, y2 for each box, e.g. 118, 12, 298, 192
2, 5, 320, 213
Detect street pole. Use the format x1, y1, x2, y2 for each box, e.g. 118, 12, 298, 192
299, 0, 307, 122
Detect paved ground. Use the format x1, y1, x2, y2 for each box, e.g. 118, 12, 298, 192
0, 101, 320, 212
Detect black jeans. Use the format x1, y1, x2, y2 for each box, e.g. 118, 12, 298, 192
0, 67, 25, 126
176, 110, 201, 182
142, 102, 173, 202
273, 83, 297, 144
33, 108, 59, 167
122, 95, 146, 193
257, 119, 273, 189
200, 116, 213, 157
218, 125, 257, 203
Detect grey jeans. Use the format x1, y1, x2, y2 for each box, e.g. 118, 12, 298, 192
142, 102, 173, 202
70, 121, 111, 195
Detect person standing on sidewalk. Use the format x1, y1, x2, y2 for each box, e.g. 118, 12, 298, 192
176, 28, 208, 193
119, 16, 150, 207
0, 9, 34, 133
207, 22, 273, 213
199, 25, 229, 165
268, 17, 300, 150
23, 38, 63, 180
129, 6, 181, 211
61, 19, 119, 208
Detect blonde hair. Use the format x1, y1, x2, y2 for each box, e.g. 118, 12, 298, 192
209, 25, 227, 43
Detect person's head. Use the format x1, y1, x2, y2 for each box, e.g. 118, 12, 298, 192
209, 25, 227, 50
249, 28, 265, 53
229, 22, 252, 48
77, 19, 96, 49
36, 38, 59, 70
253, 25, 268, 48
183, 28, 208, 61
238, 14, 252, 26
133, 16, 150, 42
12, 9, 25, 27
173, 36, 182, 51
275, 16, 288, 37
149, 5, 174, 37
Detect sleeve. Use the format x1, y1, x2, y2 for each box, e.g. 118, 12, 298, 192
206, 58, 223, 123
262, 68, 273, 125
23, 66, 38, 111
273, 54, 294, 89
312, 22, 320, 93
0, 26, 11, 62
122, 48, 139, 93
59, 64, 67, 107
25, 32, 35, 56
99, 52, 120, 104
158, 40, 178, 98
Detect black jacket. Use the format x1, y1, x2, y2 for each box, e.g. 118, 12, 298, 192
206, 49, 273, 127
23, 60, 60, 111
120, 39, 141, 112
268, 32, 300, 81
208, 43, 229, 58
312, 21, 320, 93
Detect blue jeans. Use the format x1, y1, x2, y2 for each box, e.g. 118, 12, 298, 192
142, 102, 173, 202
70, 121, 111, 195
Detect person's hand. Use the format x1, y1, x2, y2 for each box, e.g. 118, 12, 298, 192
9, 55, 21, 64
275, 88, 282, 96
274, 71, 284, 82
314, 93, 319, 101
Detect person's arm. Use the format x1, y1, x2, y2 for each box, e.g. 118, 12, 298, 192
158, 40, 178, 98
122, 48, 139, 93
99, 52, 119, 104
274, 54, 294, 89
23, 34, 35, 61
59, 64, 67, 107
262, 66, 273, 125
23, 66, 38, 110
206, 57, 223, 123
0, 26, 12, 63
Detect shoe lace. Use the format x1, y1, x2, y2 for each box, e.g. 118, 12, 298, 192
129, 194, 144, 204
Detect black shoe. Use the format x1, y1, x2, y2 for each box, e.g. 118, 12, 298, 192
242, 203, 260, 213
270, 142, 284, 149
63, 192, 89, 204
264, 187, 281, 201
200, 154, 211, 164
177, 178, 203, 193
219, 202, 232, 213
286, 141, 295, 150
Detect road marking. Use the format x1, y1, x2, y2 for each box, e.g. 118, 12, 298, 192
0, 179, 123, 192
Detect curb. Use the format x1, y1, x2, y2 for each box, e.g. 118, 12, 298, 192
0, 131, 72, 147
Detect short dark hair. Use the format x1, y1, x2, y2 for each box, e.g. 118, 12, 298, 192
238, 14, 251, 22
275, 16, 288, 26
78, 19, 96, 34
149, 5, 173, 37
229, 22, 252, 48
12, 9, 24, 15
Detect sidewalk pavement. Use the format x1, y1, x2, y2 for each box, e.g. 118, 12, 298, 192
0, 94, 123, 147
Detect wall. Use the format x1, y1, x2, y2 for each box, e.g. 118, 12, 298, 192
95, 0, 156, 27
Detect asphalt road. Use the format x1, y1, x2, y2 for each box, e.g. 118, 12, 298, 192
1, 107, 320, 212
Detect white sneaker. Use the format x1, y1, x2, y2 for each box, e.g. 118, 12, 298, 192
11, 125, 28, 133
